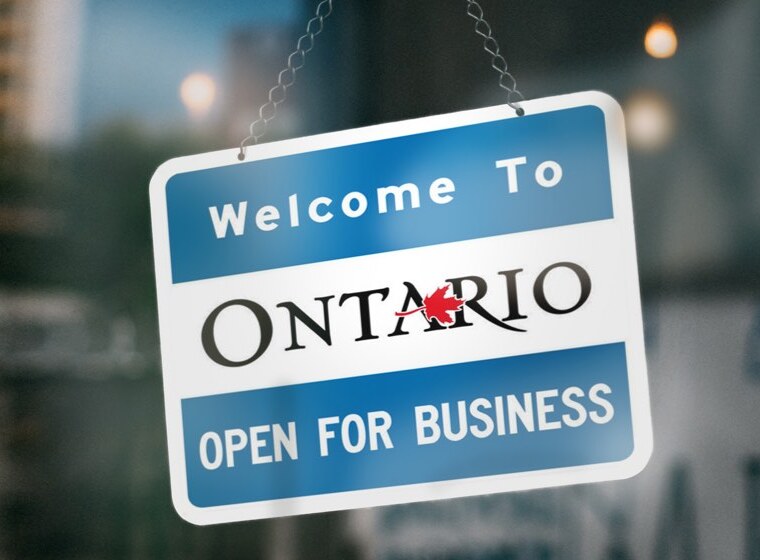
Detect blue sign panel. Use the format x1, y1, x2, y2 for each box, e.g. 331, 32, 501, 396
166, 105, 612, 283
183, 343, 632, 507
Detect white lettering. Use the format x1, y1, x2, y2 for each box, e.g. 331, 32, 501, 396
507, 392, 535, 434
199, 432, 223, 470
341, 191, 369, 218
318, 416, 340, 456
469, 397, 495, 438
209, 201, 247, 238
561, 387, 588, 428
495, 156, 527, 193
341, 413, 367, 453
249, 425, 272, 464
288, 194, 300, 227
367, 411, 394, 451
377, 183, 421, 214
494, 395, 506, 435
255, 205, 280, 231
442, 401, 468, 441
224, 428, 248, 467
535, 160, 563, 187
308, 196, 333, 223
589, 383, 615, 424
415, 405, 440, 445
536, 389, 562, 430
428, 177, 456, 204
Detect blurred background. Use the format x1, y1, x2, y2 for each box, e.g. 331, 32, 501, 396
0, 0, 759, 558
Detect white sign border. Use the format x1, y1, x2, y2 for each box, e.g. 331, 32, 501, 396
150, 90, 653, 525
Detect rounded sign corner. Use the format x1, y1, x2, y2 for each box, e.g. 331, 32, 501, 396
149, 157, 185, 199
580, 90, 624, 116
616, 435, 654, 482
172, 489, 214, 526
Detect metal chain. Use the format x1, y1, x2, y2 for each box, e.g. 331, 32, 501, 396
465, 0, 525, 116
237, 0, 334, 160
237, 0, 524, 160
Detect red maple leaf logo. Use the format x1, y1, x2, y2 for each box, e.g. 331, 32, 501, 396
394, 284, 465, 326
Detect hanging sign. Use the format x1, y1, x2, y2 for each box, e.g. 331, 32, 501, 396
150, 91, 652, 525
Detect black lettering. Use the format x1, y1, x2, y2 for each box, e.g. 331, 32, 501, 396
446, 275, 525, 332
498, 269, 528, 323
534, 262, 591, 314
388, 281, 446, 337
339, 288, 390, 341
276, 296, 334, 351
201, 299, 273, 367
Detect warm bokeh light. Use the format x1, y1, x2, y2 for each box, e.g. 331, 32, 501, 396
625, 91, 675, 151
645, 20, 678, 58
179, 72, 217, 119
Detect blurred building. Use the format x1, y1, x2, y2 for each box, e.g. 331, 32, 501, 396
0, 0, 85, 144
